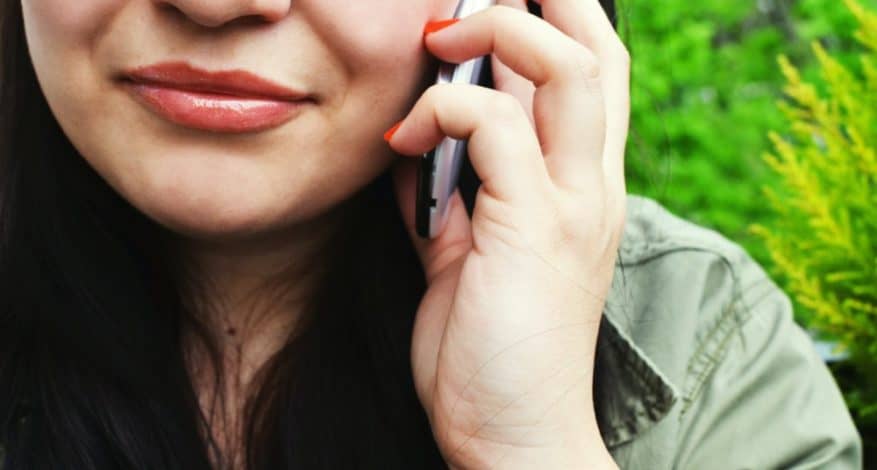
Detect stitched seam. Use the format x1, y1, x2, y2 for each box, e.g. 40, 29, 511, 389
603, 311, 680, 403
678, 251, 748, 417
601, 322, 678, 447
679, 300, 749, 417
678, 271, 778, 418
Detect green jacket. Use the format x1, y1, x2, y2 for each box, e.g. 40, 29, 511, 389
595, 194, 862, 469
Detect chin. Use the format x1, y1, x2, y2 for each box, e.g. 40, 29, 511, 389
103, 147, 371, 243
133, 181, 354, 247
125, 183, 283, 240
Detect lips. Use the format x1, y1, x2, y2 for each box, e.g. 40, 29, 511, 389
119, 61, 313, 133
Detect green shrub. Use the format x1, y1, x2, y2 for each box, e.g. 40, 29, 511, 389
620, 0, 865, 268
749, 0, 877, 423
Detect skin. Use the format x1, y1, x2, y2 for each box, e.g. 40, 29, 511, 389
22, 0, 628, 468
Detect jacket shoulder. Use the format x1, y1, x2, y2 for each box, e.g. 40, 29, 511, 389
620, 193, 752, 265
614, 194, 816, 403
602, 194, 861, 468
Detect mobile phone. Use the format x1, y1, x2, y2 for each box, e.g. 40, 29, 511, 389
415, 0, 497, 239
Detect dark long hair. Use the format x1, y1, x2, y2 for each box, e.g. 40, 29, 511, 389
0, 1, 618, 468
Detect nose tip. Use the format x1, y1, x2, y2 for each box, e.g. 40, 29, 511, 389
154, 0, 291, 28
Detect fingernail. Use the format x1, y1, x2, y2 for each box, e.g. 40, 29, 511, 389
423, 18, 459, 37
383, 121, 403, 143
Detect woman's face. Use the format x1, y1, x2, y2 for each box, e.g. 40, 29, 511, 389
22, 0, 454, 240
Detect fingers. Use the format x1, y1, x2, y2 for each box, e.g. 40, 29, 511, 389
535, 0, 616, 44
536, 0, 630, 193
386, 83, 550, 209
491, 0, 537, 128
424, 5, 606, 192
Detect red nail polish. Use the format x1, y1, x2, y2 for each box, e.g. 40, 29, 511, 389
383, 121, 403, 142
423, 19, 459, 37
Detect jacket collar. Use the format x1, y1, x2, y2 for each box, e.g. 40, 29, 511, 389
593, 264, 680, 448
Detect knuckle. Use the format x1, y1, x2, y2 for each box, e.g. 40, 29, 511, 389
554, 213, 587, 248
424, 83, 452, 105
487, 92, 524, 121
563, 46, 602, 84
576, 52, 602, 82
488, 3, 530, 29
540, 190, 628, 265
544, 198, 589, 251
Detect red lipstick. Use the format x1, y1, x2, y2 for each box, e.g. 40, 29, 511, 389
120, 61, 312, 133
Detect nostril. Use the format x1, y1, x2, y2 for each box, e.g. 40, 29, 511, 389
155, 1, 183, 17
154, 2, 213, 26
225, 14, 275, 28
153, 0, 287, 29
153, 1, 230, 28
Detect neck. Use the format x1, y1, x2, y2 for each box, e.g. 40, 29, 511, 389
175, 205, 345, 373
168, 206, 347, 466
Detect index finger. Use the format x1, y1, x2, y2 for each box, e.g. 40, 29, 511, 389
425, 5, 607, 192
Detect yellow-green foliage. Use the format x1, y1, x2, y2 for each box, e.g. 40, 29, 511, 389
750, 0, 877, 418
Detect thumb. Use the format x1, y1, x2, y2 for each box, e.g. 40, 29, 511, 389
391, 158, 473, 284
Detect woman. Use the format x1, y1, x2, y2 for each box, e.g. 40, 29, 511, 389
0, 0, 862, 468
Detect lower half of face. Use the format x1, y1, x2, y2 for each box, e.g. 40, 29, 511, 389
22, 0, 452, 241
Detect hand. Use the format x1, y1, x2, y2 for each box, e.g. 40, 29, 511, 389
387, 0, 629, 468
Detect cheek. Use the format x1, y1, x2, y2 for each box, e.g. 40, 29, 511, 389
22, 0, 123, 46
22, 0, 125, 119
21, 0, 134, 210
303, 1, 439, 129
307, 2, 430, 70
